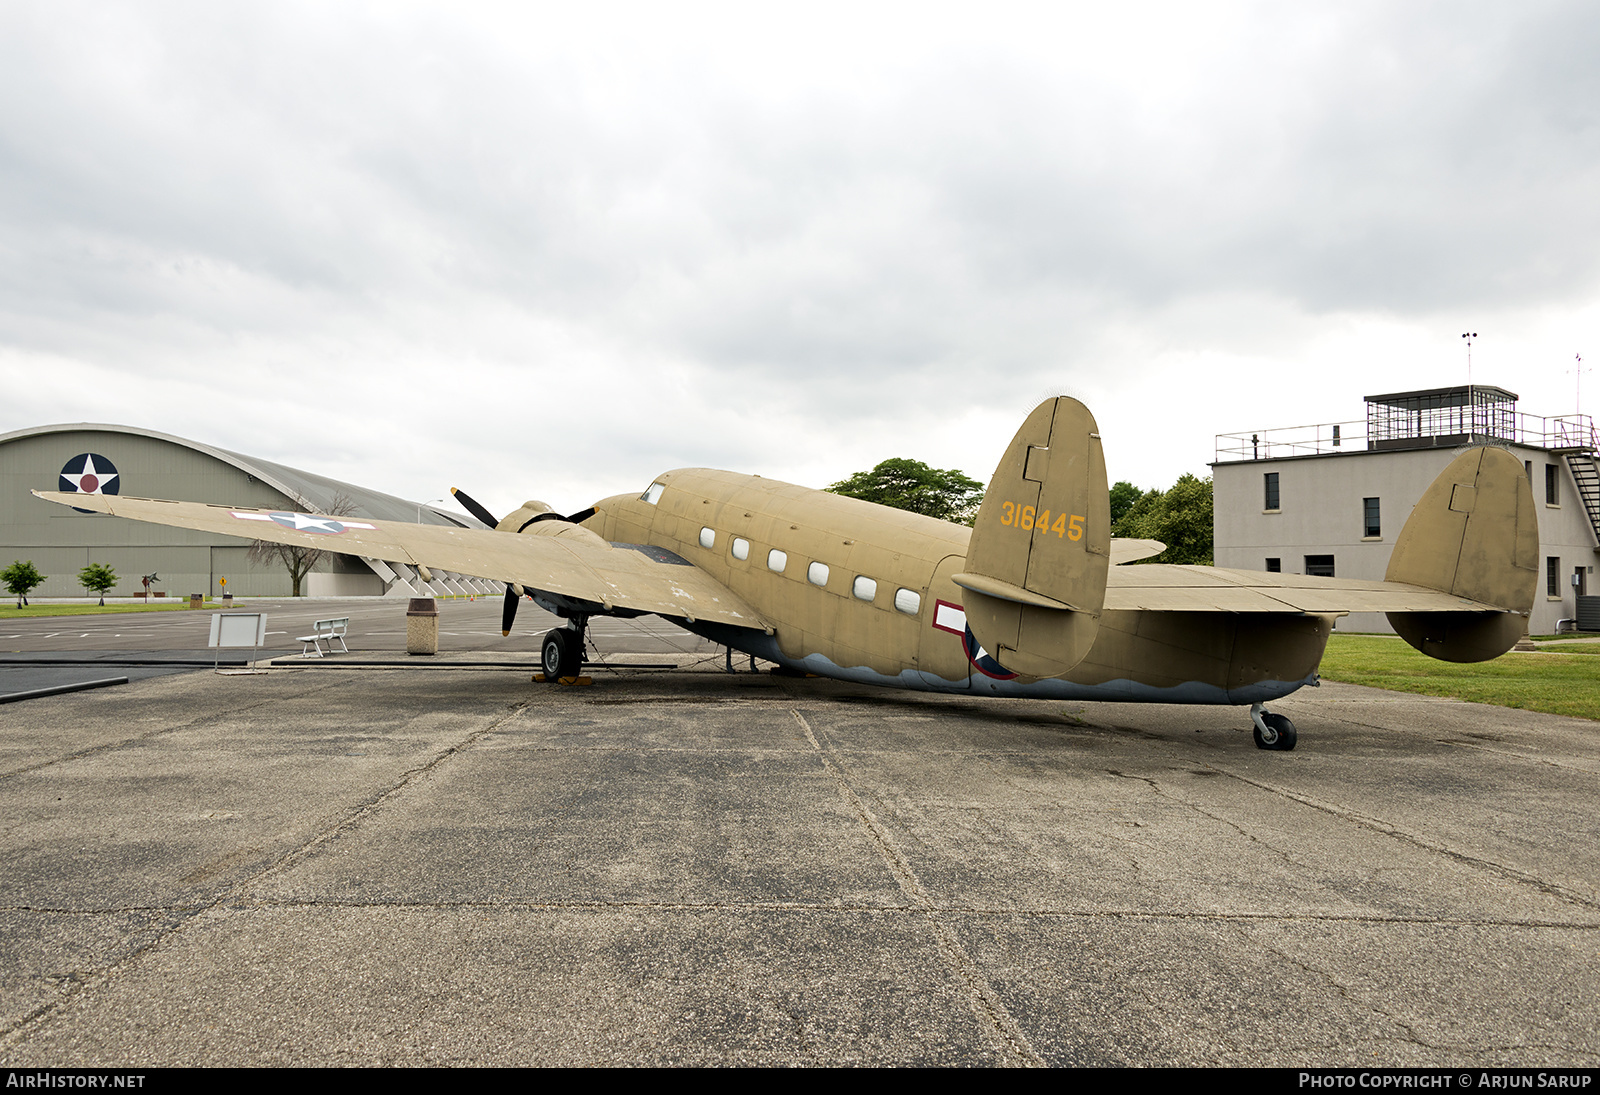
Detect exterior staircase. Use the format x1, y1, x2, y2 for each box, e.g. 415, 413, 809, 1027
1565, 451, 1600, 546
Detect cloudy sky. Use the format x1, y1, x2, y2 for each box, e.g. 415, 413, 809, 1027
2, 1, 1597, 518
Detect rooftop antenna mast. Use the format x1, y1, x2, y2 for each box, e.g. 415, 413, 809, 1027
1461, 331, 1477, 437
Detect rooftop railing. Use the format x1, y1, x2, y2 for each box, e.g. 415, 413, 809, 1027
1215, 412, 1598, 462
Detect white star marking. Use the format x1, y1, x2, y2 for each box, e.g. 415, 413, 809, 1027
61, 454, 119, 494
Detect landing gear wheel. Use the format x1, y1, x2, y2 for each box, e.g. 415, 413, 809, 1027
1253, 712, 1298, 751
541, 629, 582, 680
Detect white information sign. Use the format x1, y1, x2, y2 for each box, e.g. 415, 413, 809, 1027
210, 613, 267, 647
209, 612, 268, 671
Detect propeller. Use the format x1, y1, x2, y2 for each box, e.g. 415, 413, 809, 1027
449, 487, 500, 529
449, 487, 525, 637
448, 486, 596, 637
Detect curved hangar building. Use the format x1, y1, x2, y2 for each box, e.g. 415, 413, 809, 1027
1, 423, 497, 600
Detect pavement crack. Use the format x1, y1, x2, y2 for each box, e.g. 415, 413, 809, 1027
0, 697, 532, 1053
1212, 767, 1600, 911
791, 707, 1045, 1068
3, 900, 1594, 928
0, 681, 347, 782
1107, 767, 1312, 873
242, 700, 533, 889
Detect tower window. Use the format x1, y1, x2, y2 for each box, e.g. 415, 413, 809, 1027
1264, 472, 1280, 511
1363, 497, 1380, 538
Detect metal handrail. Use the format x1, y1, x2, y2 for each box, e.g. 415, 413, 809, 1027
1216, 412, 1597, 461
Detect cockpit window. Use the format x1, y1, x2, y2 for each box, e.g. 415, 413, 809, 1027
641, 482, 665, 505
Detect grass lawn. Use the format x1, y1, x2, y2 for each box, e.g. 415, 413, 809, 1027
0, 602, 224, 619
1319, 634, 1600, 721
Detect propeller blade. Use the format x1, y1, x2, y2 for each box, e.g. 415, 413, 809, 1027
450, 486, 502, 529
501, 586, 519, 637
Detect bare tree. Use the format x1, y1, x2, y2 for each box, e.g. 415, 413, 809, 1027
247, 493, 358, 597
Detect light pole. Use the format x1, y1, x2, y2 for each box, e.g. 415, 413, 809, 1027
416, 498, 448, 524
1462, 332, 1478, 436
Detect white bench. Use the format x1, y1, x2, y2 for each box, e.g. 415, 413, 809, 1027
297, 617, 351, 658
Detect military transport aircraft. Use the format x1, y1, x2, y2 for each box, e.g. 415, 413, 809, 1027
35, 398, 1538, 751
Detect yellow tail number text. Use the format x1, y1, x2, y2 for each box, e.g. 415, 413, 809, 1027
999, 502, 1085, 541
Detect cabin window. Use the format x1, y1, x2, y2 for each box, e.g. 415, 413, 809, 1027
852, 576, 877, 602
1363, 497, 1380, 538
1264, 472, 1280, 511
1304, 555, 1335, 577
1548, 557, 1561, 597
1265, 558, 1280, 573
731, 537, 750, 561
808, 561, 830, 587
767, 549, 787, 573
642, 482, 665, 505
1546, 464, 1560, 505
893, 588, 921, 615
699, 527, 715, 549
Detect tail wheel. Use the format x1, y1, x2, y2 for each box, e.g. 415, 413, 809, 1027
1252, 712, 1298, 751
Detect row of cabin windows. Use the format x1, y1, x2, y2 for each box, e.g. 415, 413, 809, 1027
695, 522, 922, 617
1264, 473, 1382, 537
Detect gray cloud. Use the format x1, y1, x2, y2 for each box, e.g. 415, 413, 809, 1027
1, 1, 1596, 506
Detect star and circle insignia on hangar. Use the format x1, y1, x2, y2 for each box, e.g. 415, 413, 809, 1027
59, 453, 120, 496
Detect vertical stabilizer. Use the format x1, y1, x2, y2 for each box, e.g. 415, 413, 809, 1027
955, 397, 1110, 677
1385, 446, 1539, 662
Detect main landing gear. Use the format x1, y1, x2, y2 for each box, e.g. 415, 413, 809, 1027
541, 619, 587, 681
1249, 703, 1297, 751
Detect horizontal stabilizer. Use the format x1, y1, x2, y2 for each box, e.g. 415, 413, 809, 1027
1383, 447, 1538, 662
1110, 538, 1166, 565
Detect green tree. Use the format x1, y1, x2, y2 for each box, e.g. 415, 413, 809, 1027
1109, 480, 1143, 526
79, 562, 117, 606
3, 560, 46, 608
827, 458, 986, 525
1111, 474, 1214, 565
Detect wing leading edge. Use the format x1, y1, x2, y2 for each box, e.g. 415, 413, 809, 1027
32, 490, 771, 631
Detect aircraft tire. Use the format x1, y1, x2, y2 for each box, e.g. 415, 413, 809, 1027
1253, 713, 1297, 751
541, 630, 581, 680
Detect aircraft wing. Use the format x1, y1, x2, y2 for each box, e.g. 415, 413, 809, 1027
1104, 564, 1508, 614
32, 491, 772, 630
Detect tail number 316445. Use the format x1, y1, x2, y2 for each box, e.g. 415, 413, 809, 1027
999, 503, 1084, 541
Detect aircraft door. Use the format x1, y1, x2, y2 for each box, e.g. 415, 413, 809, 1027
917, 554, 972, 690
